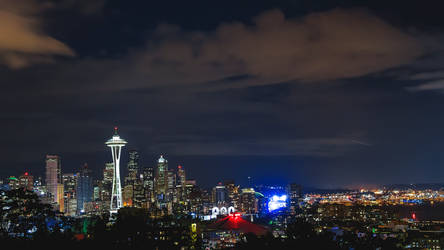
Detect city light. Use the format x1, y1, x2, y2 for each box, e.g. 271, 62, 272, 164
268, 194, 287, 212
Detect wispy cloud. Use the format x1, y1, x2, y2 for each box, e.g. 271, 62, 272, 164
407, 79, 444, 92
0, 0, 75, 68
152, 137, 370, 157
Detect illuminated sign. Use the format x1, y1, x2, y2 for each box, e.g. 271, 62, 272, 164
211, 206, 235, 217
268, 195, 287, 212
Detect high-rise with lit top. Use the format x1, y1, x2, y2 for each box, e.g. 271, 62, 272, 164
46, 155, 61, 203
106, 127, 127, 214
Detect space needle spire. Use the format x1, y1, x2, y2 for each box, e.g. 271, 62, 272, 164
106, 126, 127, 215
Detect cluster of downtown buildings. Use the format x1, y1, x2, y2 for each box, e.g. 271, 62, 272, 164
2, 130, 444, 248
0, 129, 302, 218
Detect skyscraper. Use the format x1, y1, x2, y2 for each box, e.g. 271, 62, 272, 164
240, 188, 257, 214
287, 183, 302, 214
225, 180, 240, 209
103, 163, 114, 183
123, 150, 144, 207
62, 173, 77, 193
213, 182, 227, 206
100, 163, 114, 205
45, 155, 61, 203
125, 150, 140, 185
62, 173, 77, 216
133, 181, 145, 208
57, 183, 64, 212
18, 172, 33, 191
106, 127, 127, 214
176, 165, 186, 203
167, 170, 176, 190
155, 155, 168, 199
77, 163, 93, 214
142, 166, 154, 200
177, 165, 186, 186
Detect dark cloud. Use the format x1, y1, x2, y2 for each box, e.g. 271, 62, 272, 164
0, 8, 425, 88
154, 137, 370, 157
129, 9, 423, 87
50, 0, 106, 15
2, 1, 444, 187
24, 8, 426, 96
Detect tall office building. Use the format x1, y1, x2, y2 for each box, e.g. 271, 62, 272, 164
132, 180, 145, 208
167, 170, 176, 190
175, 165, 186, 203
287, 183, 302, 214
142, 166, 154, 191
155, 155, 168, 199
240, 188, 257, 214
125, 150, 140, 185
103, 163, 114, 183
177, 165, 186, 186
18, 172, 34, 191
123, 150, 144, 207
100, 163, 114, 205
213, 183, 227, 206
62, 173, 77, 216
57, 183, 64, 212
45, 155, 61, 203
141, 166, 154, 204
76, 164, 93, 214
106, 127, 127, 214
225, 180, 240, 209
63, 173, 77, 193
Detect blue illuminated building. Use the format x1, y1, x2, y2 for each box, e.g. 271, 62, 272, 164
76, 164, 93, 214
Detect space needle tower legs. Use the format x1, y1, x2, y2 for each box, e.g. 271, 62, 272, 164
106, 127, 127, 215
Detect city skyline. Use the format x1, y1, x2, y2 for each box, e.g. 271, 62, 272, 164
2, 0, 444, 189
4, 125, 444, 190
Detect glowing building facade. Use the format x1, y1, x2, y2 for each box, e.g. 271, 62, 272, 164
62, 173, 77, 216
142, 166, 154, 202
18, 172, 33, 191
155, 155, 169, 200
76, 164, 93, 214
125, 150, 139, 185
45, 155, 61, 203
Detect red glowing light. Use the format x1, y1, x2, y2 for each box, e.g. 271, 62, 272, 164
412, 213, 416, 220
24, 172, 28, 176
114, 126, 118, 131
229, 212, 241, 217
178, 165, 182, 169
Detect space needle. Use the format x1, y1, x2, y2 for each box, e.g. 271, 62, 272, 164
106, 127, 127, 214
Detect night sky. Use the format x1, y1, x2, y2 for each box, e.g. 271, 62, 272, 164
2, 0, 444, 189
